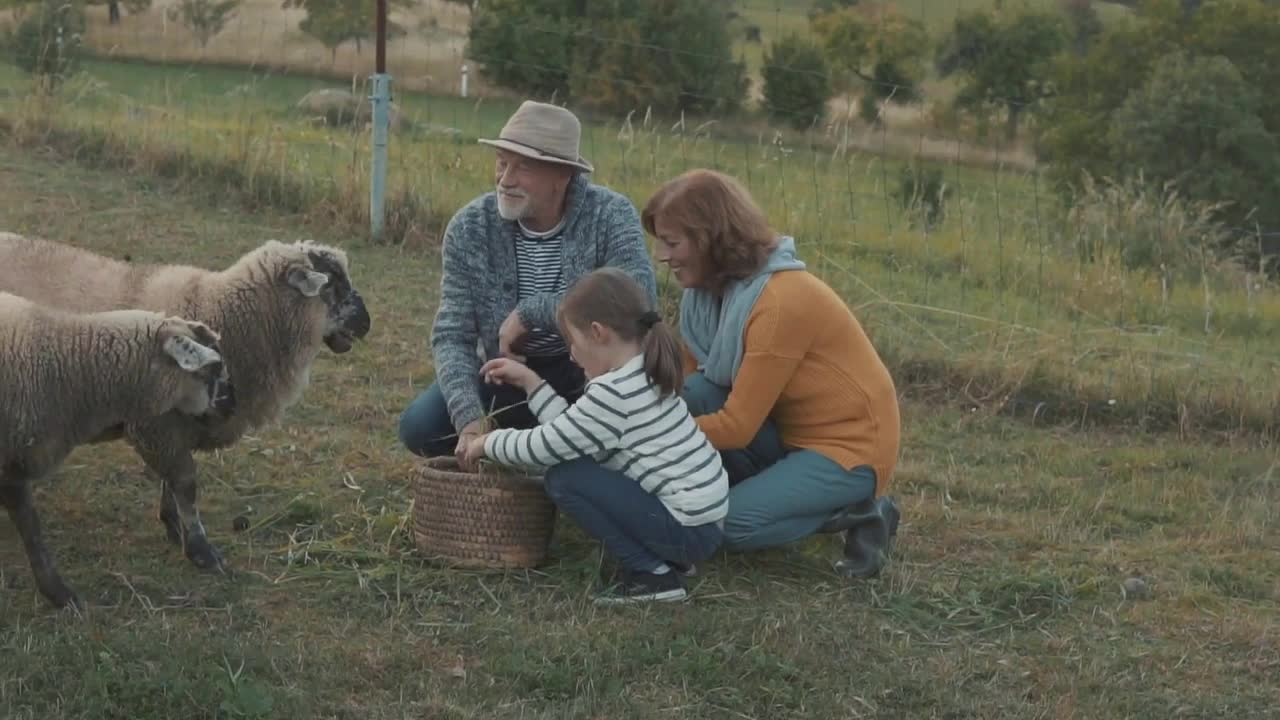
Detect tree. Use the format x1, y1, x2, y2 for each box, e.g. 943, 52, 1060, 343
934, 7, 1068, 141
1038, 4, 1177, 195
1058, 0, 1103, 55
808, 0, 861, 18
1110, 51, 1280, 247
810, 3, 929, 126
1038, 0, 1280, 256
467, 0, 578, 100
570, 0, 747, 116
1, 0, 150, 29
468, 0, 747, 117
87, 0, 151, 24
284, 0, 412, 63
1189, 0, 1280, 138
760, 33, 832, 129
166, 0, 240, 49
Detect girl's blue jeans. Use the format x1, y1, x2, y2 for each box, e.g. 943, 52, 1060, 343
544, 458, 723, 574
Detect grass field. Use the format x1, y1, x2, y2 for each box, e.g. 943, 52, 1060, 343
3, 4, 1278, 718
2, 132, 1278, 719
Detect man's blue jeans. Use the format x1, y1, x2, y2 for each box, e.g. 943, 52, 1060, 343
398, 354, 585, 457
545, 458, 724, 574
680, 373, 877, 552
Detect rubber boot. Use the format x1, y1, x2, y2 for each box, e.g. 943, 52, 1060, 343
831, 496, 900, 579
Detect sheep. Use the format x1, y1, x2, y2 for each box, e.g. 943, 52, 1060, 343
0, 232, 371, 573
0, 291, 235, 610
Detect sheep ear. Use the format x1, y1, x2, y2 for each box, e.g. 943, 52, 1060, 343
287, 266, 329, 297
185, 320, 221, 348
163, 334, 223, 371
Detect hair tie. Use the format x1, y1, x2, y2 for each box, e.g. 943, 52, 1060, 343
638, 311, 661, 330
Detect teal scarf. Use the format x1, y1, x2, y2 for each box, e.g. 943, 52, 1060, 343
679, 236, 806, 387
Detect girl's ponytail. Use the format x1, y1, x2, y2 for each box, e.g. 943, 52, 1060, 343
639, 311, 685, 398
558, 268, 689, 397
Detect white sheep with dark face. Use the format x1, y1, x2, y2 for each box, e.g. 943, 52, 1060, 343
0, 232, 371, 574
0, 291, 234, 610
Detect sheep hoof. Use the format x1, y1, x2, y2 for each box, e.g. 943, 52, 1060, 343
42, 582, 84, 612
184, 538, 227, 573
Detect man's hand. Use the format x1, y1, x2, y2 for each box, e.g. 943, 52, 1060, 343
480, 357, 542, 394
454, 419, 486, 471
498, 309, 528, 362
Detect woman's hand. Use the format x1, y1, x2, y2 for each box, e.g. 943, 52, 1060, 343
480, 357, 542, 394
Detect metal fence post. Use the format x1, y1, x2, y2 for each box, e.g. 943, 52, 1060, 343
370, 0, 390, 242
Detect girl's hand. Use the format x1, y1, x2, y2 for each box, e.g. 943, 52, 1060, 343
480, 357, 541, 393
462, 433, 489, 468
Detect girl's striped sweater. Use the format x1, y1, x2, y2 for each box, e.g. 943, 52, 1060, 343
483, 354, 729, 526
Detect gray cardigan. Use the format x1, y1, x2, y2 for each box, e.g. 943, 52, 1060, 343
430, 173, 658, 431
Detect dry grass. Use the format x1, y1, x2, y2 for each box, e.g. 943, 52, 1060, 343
821, 93, 1038, 170
2, 53, 1276, 442
80, 0, 475, 94
0, 143, 1276, 719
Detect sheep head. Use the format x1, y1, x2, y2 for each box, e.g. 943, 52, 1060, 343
277, 240, 371, 354
157, 317, 237, 418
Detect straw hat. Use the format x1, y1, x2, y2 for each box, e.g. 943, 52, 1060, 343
478, 101, 594, 173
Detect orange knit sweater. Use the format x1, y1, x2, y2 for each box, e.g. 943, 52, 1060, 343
682, 270, 900, 495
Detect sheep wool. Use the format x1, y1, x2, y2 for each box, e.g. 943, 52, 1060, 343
0, 291, 229, 610
0, 231, 371, 575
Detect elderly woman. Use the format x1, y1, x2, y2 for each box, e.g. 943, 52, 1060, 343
641, 169, 902, 578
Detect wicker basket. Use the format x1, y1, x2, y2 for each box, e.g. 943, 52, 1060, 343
412, 456, 557, 569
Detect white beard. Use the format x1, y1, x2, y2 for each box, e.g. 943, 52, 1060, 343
497, 189, 530, 221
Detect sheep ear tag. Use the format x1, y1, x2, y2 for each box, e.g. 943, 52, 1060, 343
287, 266, 329, 297
164, 335, 223, 372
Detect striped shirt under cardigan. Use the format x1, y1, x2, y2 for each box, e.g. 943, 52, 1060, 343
514, 218, 568, 357
483, 354, 729, 527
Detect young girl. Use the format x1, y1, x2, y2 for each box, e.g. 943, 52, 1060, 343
464, 267, 728, 604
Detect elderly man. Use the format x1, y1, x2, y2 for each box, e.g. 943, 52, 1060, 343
399, 100, 658, 467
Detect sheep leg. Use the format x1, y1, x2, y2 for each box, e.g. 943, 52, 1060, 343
126, 423, 227, 572
158, 487, 185, 546
163, 474, 224, 572
0, 480, 82, 610
142, 451, 226, 572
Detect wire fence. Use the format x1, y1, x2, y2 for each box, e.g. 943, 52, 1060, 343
1, 0, 1277, 435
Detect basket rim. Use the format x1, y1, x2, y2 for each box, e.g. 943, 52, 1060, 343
415, 455, 546, 486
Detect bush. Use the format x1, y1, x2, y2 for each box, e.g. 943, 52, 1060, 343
12, 0, 85, 92
1062, 171, 1236, 281
761, 33, 832, 130
894, 164, 948, 231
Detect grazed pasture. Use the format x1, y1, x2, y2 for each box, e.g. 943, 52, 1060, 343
0, 137, 1276, 719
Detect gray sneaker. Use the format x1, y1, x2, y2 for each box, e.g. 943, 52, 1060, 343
594, 568, 688, 605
